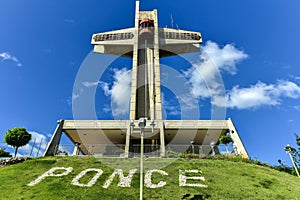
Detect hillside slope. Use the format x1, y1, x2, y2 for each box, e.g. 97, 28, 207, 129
0, 156, 299, 200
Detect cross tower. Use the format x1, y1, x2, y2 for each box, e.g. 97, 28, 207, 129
92, 1, 202, 121
44, 1, 249, 158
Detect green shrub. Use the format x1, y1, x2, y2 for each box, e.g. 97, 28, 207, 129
0, 148, 12, 157
164, 149, 180, 158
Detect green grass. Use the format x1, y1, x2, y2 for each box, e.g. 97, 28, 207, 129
0, 156, 300, 200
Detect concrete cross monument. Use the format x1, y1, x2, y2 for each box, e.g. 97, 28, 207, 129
44, 1, 249, 158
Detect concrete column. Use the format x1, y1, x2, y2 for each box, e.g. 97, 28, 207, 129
227, 118, 249, 158
153, 9, 162, 120
148, 48, 155, 120
129, 0, 140, 120
124, 124, 131, 158
43, 120, 64, 156
159, 121, 165, 157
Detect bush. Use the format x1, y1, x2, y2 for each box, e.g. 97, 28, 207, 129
180, 153, 200, 159
291, 169, 300, 176
0, 148, 12, 157
163, 149, 180, 158
272, 165, 293, 174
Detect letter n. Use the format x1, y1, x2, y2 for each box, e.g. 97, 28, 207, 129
103, 169, 137, 188
71, 168, 103, 187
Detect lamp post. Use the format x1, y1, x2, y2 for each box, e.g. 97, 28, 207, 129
138, 118, 146, 200
284, 144, 300, 177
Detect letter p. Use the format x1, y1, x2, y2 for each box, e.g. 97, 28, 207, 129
27, 167, 73, 186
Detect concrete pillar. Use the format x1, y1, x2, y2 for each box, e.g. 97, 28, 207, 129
227, 118, 249, 158
160, 121, 165, 157
43, 120, 64, 156
129, 0, 140, 120
124, 124, 131, 158
153, 9, 162, 120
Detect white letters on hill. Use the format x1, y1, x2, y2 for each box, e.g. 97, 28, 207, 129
179, 170, 207, 188
71, 168, 103, 187
27, 167, 207, 188
27, 167, 73, 186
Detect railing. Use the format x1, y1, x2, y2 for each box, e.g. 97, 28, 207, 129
4, 142, 236, 158
83, 144, 126, 157
53, 144, 236, 158
93, 32, 134, 41
165, 144, 235, 157
130, 144, 160, 157
159, 31, 201, 41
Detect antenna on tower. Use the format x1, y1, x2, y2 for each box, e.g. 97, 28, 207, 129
171, 14, 174, 28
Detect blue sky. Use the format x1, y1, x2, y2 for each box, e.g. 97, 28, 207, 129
1, 0, 300, 166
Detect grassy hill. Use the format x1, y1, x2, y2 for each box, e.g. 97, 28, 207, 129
0, 156, 299, 200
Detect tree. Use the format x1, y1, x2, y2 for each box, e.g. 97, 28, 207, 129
290, 133, 300, 168
219, 135, 233, 153
4, 128, 31, 157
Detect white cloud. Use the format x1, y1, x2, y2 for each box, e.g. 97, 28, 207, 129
0, 52, 22, 67
183, 40, 248, 105
82, 81, 100, 88
72, 93, 80, 101
226, 80, 300, 109
19, 131, 49, 154
99, 68, 132, 117
294, 105, 300, 112
77, 68, 131, 117
29, 131, 48, 142
103, 104, 112, 113
201, 41, 248, 75
276, 80, 300, 98
226, 82, 279, 109
182, 41, 300, 110
69, 88, 83, 105
295, 76, 300, 81
162, 93, 181, 117
99, 81, 111, 96
177, 94, 199, 112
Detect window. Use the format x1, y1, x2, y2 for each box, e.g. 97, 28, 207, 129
139, 19, 154, 28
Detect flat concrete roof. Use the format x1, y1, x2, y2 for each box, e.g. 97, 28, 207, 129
62, 120, 229, 155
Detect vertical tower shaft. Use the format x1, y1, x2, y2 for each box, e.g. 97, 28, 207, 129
130, 1, 162, 120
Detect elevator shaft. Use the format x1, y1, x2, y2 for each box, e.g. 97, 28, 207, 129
136, 39, 154, 120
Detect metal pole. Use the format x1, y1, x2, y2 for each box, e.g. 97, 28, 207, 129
285, 145, 300, 178
29, 139, 36, 157
140, 128, 144, 200
288, 152, 300, 177
36, 138, 43, 157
